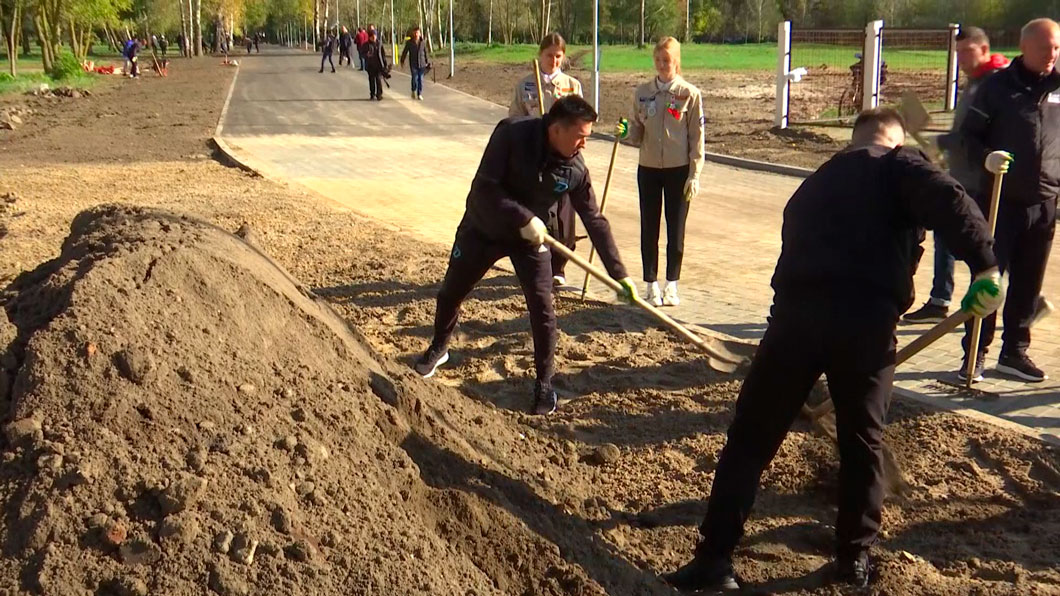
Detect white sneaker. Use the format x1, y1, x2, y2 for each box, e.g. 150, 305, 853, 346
663, 282, 680, 306
552, 275, 566, 287
646, 282, 662, 307
417, 94, 423, 101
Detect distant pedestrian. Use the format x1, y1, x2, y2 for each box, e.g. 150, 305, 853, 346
617, 36, 705, 307
122, 38, 135, 74
255, 32, 261, 53
400, 27, 430, 100
339, 26, 353, 66
245, 35, 253, 54
364, 30, 388, 100
320, 31, 337, 73
176, 32, 186, 57
158, 34, 168, 57
355, 27, 369, 70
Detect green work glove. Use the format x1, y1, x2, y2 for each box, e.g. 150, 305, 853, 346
616, 276, 638, 304
615, 118, 629, 139
961, 268, 1004, 317
985, 150, 1013, 175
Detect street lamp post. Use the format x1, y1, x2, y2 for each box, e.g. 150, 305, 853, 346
448, 0, 454, 78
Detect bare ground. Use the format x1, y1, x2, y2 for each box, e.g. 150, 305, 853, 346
0, 53, 1057, 595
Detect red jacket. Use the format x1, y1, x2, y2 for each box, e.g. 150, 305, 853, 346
354, 31, 368, 49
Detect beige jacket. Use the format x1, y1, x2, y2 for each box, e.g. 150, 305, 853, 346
627, 75, 705, 180
509, 71, 583, 117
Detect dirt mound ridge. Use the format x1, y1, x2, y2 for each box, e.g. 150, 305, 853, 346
0, 205, 643, 595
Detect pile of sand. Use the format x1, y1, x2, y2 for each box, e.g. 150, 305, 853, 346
0, 205, 627, 595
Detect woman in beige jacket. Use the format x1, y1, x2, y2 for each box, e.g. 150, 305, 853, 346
616, 37, 705, 306
509, 33, 584, 287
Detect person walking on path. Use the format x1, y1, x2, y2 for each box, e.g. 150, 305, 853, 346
339, 26, 353, 67
957, 18, 1060, 383
904, 26, 1009, 324
319, 31, 337, 73
663, 108, 1002, 593
354, 27, 369, 70
158, 34, 168, 58
364, 30, 389, 100
509, 33, 583, 287
400, 27, 430, 100
616, 36, 704, 307
413, 96, 638, 415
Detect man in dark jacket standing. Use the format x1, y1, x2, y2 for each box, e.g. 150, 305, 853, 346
338, 26, 353, 67
364, 30, 388, 100
319, 31, 336, 73
413, 96, 638, 415
957, 17, 1060, 382
663, 109, 1003, 592
400, 27, 430, 100
904, 26, 1008, 324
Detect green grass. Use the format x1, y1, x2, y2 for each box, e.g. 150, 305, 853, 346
454, 42, 1023, 72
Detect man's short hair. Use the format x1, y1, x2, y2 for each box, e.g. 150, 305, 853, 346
548, 95, 598, 126
853, 107, 906, 135
1022, 18, 1060, 42
956, 26, 989, 46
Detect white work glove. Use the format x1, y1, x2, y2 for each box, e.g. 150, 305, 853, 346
683, 177, 700, 202
519, 216, 547, 246
961, 268, 1004, 317
985, 150, 1014, 175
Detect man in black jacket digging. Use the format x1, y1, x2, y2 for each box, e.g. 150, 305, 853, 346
663, 108, 1004, 592
413, 96, 638, 415
956, 17, 1060, 383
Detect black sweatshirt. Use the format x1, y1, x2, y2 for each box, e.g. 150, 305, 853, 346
462, 116, 628, 280
771, 145, 997, 313
960, 56, 1060, 205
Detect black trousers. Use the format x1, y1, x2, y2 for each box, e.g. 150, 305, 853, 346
432, 225, 556, 385
698, 296, 897, 562
547, 196, 577, 278
339, 48, 351, 65
963, 198, 1056, 357
638, 165, 690, 282
367, 70, 384, 98
320, 52, 335, 71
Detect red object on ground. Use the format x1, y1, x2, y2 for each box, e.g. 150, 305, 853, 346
94, 65, 116, 75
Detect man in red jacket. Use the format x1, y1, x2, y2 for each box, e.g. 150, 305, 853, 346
354, 27, 369, 71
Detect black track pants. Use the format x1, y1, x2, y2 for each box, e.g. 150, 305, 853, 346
698, 296, 897, 562
638, 165, 690, 282
963, 198, 1056, 357
432, 225, 556, 385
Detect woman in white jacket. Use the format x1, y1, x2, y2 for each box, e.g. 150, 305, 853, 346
616, 37, 705, 306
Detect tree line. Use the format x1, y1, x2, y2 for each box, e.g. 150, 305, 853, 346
2, 0, 1056, 77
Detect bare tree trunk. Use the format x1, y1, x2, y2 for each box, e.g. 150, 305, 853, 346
544, 0, 550, 38
436, 0, 444, 48
0, 0, 18, 77
638, 0, 644, 47
177, 0, 188, 56
487, 0, 492, 45
193, 0, 202, 56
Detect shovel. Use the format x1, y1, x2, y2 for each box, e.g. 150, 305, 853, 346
543, 235, 744, 374
900, 91, 941, 162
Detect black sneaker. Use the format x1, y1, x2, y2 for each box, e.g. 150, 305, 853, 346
956, 352, 986, 383
531, 381, 557, 415
413, 344, 449, 378
662, 555, 740, 592
996, 351, 1047, 382
903, 301, 948, 323
834, 551, 873, 588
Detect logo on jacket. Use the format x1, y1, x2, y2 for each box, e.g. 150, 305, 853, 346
551, 168, 571, 193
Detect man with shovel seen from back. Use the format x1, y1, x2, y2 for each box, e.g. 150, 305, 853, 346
412, 95, 638, 416
663, 108, 1004, 592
